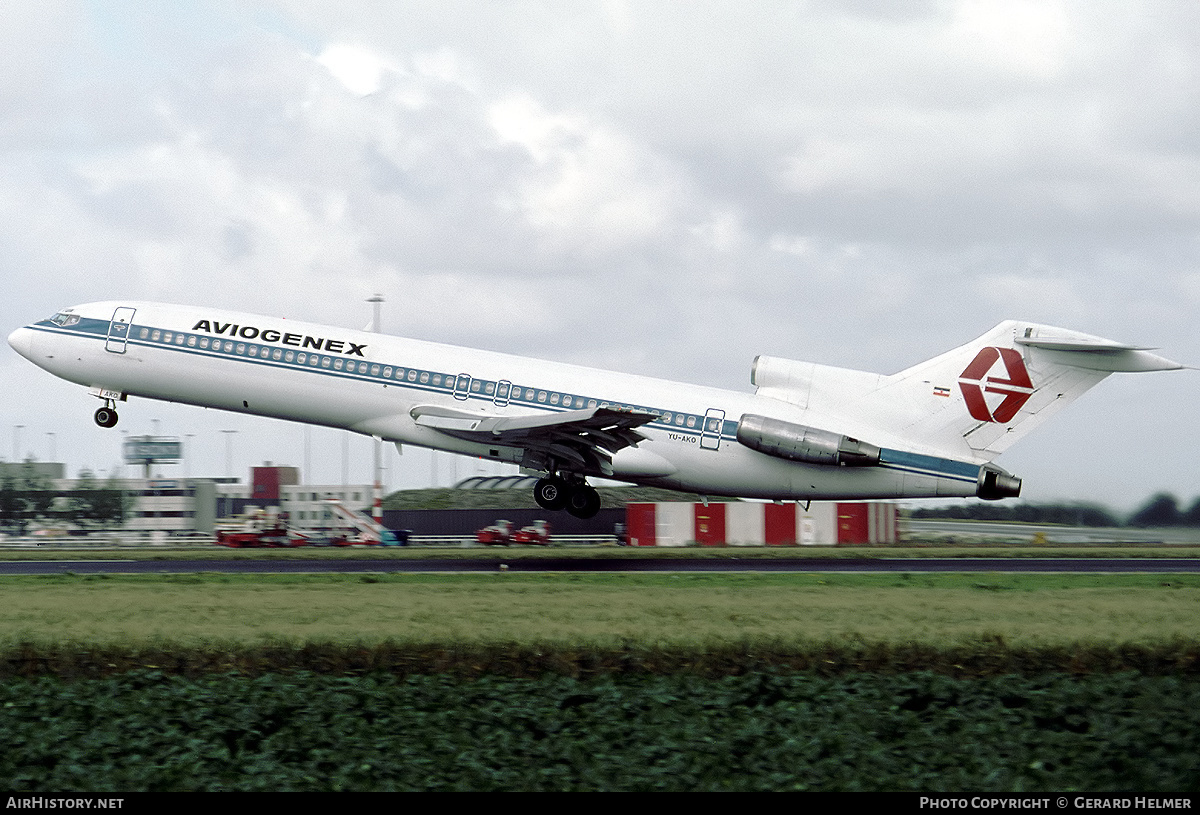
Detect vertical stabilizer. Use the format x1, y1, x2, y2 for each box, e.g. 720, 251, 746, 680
865, 321, 1182, 463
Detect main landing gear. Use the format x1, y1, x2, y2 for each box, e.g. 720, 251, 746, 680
534, 476, 602, 519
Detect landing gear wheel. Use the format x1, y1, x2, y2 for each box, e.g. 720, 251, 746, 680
94, 407, 119, 428
533, 477, 569, 511
566, 485, 602, 519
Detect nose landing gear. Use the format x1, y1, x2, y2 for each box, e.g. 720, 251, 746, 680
88, 388, 126, 428
94, 405, 119, 428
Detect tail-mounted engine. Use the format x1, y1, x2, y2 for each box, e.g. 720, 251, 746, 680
976, 464, 1022, 500
736, 414, 881, 467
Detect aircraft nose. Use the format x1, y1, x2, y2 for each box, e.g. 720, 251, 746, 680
7, 326, 34, 360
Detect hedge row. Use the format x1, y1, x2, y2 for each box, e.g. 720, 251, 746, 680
1, 637, 1199, 680
3, 670, 1197, 791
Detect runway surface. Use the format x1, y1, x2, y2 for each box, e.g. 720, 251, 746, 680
3, 557, 1200, 575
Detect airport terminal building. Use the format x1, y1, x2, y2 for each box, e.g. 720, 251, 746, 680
0, 461, 374, 539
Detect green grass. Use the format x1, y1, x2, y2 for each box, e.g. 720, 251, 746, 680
3, 542, 1200, 560
0, 572, 1196, 649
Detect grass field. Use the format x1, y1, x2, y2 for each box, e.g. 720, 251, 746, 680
2, 542, 1200, 560
3, 569, 1197, 789
0, 571, 1196, 649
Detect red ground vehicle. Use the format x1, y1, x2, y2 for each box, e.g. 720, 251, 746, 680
476, 519, 513, 545
215, 508, 305, 547
475, 519, 551, 546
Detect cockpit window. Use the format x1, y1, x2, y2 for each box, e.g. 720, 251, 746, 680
49, 312, 80, 327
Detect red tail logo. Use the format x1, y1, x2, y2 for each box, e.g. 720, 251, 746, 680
958, 347, 1034, 423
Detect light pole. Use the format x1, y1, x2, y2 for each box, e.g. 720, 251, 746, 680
184, 435, 195, 481
12, 425, 24, 462
367, 295, 385, 527
220, 430, 237, 480
367, 293, 384, 333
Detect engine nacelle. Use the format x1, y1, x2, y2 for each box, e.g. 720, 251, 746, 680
976, 464, 1022, 500
736, 414, 881, 467
751, 355, 815, 391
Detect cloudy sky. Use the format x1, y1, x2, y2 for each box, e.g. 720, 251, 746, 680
2, 0, 1197, 511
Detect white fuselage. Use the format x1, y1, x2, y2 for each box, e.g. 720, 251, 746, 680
8, 301, 986, 501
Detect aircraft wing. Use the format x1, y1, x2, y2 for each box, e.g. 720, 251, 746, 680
409, 404, 657, 475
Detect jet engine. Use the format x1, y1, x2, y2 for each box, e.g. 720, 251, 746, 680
736, 414, 881, 467
976, 464, 1022, 500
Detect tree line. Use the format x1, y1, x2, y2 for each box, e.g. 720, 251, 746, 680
910, 492, 1200, 528
0, 464, 129, 535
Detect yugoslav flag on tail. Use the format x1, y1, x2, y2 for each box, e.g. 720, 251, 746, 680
868, 321, 1185, 464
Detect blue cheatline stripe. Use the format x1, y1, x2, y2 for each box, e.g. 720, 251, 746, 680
880, 448, 980, 483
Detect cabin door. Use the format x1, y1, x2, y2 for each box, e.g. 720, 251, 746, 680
105, 307, 137, 354
700, 408, 725, 450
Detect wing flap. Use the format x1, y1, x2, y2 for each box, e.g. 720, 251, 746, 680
409, 404, 657, 476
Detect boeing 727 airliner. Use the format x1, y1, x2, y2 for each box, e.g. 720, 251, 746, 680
7, 302, 1184, 518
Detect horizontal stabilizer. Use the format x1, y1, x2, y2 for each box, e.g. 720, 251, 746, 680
1014, 333, 1183, 372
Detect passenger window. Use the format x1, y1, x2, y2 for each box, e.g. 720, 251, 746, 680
152, 331, 161, 341
237, 344, 246, 355
321, 357, 331, 368
285, 351, 294, 362
407, 370, 417, 381
383, 367, 392, 377
334, 359, 343, 370
550, 393, 560, 405
163, 333, 172, 343
187, 336, 196, 347
273, 349, 283, 360
140, 329, 150, 339
371, 365, 380, 376
297, 353, 306, 364
200, 338, 209, 349
686, 416, 696, 428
